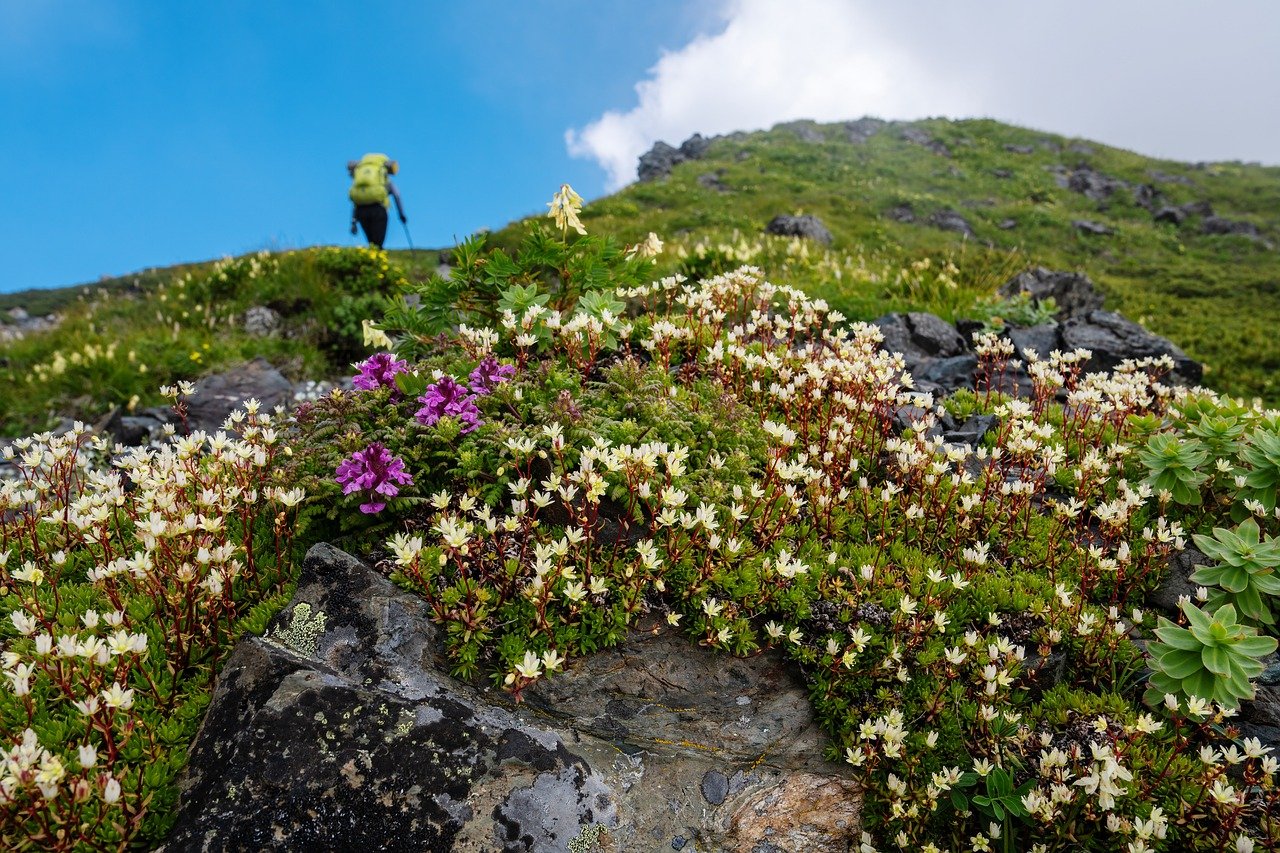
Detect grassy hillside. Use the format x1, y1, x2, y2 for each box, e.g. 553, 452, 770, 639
542, 117, 1279, 401
1, 116, 1276, 436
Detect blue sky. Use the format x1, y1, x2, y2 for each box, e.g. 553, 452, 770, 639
0, 1, 711, 291
4, 0, 1278, 293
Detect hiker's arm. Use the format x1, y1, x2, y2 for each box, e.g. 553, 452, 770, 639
387, 179, 406, 222
350, 204, 358, 234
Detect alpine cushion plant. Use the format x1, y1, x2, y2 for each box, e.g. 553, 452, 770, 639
1192, 518, 1280, 627
1140, 433, 1209, 506
467, 355, 515, 396
334, 442, 414, 513
415, 376, 482, 434
1235, 428, 1280, 518
1147, 601, 1277, 710
352, 352, 410, 396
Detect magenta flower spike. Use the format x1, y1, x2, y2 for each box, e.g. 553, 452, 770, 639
352, 352, 411, 396
415, 375, 482, 433
334, 442, 414, 514
468, 356, 516, 396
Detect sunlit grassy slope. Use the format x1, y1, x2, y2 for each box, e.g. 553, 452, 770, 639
2, 116, 1276, 433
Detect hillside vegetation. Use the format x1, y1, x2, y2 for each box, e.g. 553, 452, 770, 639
5, 132, 1280, 850
2, 117, 1277, 437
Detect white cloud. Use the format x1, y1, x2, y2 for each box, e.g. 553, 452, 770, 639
566, 0, 979, 189
568, 0, 1280, 188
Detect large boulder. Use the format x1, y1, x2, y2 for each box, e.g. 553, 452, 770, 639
161, 545, 860, 852
185, 357, 294, 433
872, 312, 967, 367
998, 267, 1105, 321
844, 117, 885, 144
764, 214, 834, 245
1061, 310, 1203, 383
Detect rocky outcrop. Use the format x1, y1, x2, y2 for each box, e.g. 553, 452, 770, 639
1202, 216, 1261, 239
185, 357, 294, 433
774, 120, 825, 143
765, 214, 834, 245
1065, 167, 1127, 203
161, 545, 860, 852
637, 134, 716, 182
0, 307, 59, 344
1061, 310, 1203, 383
900, 125, 951, 157
844, 117, 885, 144
998, 267, 1105, 321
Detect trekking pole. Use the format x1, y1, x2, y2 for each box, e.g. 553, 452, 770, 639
400, 218, 417, 257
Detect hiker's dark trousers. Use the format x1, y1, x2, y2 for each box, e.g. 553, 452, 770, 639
354, 203, 389, 249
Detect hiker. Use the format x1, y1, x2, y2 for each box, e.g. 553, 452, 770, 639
347, 153, 406, 249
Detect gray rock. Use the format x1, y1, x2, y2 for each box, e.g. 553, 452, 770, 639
992, 169, 1014, 179
1131, 184, 1163, 211
697, 171, 730, 193
241, 305, 281, 337
701, 770, 730, 805
1181, 200, 1215, 218
774, 120, 824, 143
1008, 323, 1062, 362
163, 545, 861, 852
1153, 206, 1187, 225
1067, 142, 1095, 156
844, 117, 885, 144
638, 141, 684, 182
185, 357, 293, 433
1073, 219, 1113, 236
872, 313, 966, 366
1061, 310, 1203, 383
906, 312, 967, 357
927, 209, 974, 238
680, 133, 712, 160
916, 354, 978, 392
1067, 167, 1126, 203
637, 134, 714, 182
1149, 546, 1210, 619
885, 203, 915, 223
764, 214, 833, 245
998, 218, 1017, 229
108, 413, 163, 446
944, 414, 999, 447
1148, 170, 1194, 186
7, 307, 28, 322
1202, 216, 1261, 238
900, 125, 951, 157
998, 268, 1105, 321
1004, 144, 1035, 154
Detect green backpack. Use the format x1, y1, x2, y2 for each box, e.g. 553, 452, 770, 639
349, 153, 390, 206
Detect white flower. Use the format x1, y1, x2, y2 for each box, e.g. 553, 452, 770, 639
515, 650, 543, 680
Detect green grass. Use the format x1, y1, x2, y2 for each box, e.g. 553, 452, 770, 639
2, 117, 1277, 434
504, 117, 1278, 401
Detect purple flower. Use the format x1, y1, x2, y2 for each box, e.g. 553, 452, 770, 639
352, 353, 411, 396
334, 442, 414, 514
415, 375, 482, 433
468, 356, 516, 396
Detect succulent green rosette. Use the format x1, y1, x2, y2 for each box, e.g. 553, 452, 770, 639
1147, 602, 1277, 710
1192, 518, 1280, 627
1139, 434, 1208, 506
